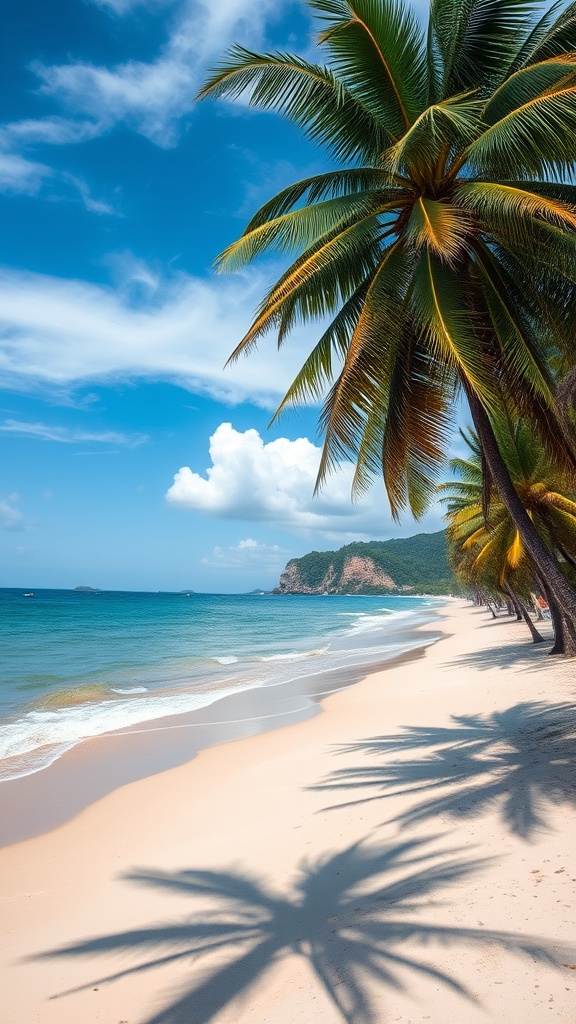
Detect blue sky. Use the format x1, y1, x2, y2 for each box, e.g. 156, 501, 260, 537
1, 0, 445, 592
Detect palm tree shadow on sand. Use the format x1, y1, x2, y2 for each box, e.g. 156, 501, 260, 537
313, 702, 576, 839
34, 838, 572, 1024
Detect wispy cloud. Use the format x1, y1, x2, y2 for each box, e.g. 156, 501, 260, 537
0, 419, 148, 446
0, 494, 24, 531
0, 261, 316, 408
0, 152, 52, 195
28, 0, 291, 148
0, 117, 102, 149
62, 174, 122, 216
0, 119, 112, 208
90, 0, 174, 13
1, 1, 290, 206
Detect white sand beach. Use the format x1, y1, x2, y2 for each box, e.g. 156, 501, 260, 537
1, 601, 575, 1023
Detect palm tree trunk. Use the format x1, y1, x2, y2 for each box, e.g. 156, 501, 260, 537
556, 542, 576, 573
503, 583, 546, 643
519, 600, 546, 643
467, 391, 576, 656
534, 573, 565, 656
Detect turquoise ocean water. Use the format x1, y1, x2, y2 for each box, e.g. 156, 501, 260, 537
0, 588, 440, 783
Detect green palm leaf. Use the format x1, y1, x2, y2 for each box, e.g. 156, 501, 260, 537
244, 169, 408, 231
316, 240, 410, 483
482, 53, 576, 123
226, 208, 397, 358
272, 282, 370, 417
466, 77, 576, 175
513, 0, 576, 67
384, 93, 483, 174
197, 47, 389, 162
380, 342, 456, 517
428, 0, 541, 96
406, 197, 471, 264
311, 0, 427, 135
411, 251, 497, 405
217, 192, 396, 271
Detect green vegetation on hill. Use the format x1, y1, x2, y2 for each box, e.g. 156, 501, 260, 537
283, 531, 456, 594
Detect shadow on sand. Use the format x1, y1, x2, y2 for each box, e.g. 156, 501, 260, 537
34, 838, 572, 1024
313, 701, 576, 839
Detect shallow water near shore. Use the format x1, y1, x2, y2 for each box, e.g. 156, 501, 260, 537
0, 589, 442, 804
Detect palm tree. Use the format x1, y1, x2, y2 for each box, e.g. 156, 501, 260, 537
450, 539, 545, 642
442, 424, 576, 648
199, 0, 576, 653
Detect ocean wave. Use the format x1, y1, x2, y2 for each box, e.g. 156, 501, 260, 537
344, 608, 414, 635
0, 742, 77, 782
211, 656, 239, 665
259, 646, 329, 662
0, 682, 253, 781
109, 686, 149, 694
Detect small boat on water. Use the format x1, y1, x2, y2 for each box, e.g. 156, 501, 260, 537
23, 592, 34, 598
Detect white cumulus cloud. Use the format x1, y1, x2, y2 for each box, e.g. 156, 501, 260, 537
166, 422, 428, 538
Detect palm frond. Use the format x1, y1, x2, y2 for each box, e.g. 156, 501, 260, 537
245, 169, 409, 231
226, 209, 393, 360
198, 46, 389, 162
514, 0, 576, 67
384, 93, 483, 174
272, 282, 369, 418
507, 529, 524, 568
495, 215, 576, 284
508, 0, 570, 70
406, 197, 471, 264
428, 0, 541, 96
316, 240, 411, 486
411, 251, 498, 407
311, 0, 427, 135
493, 179, 576, 204
217, 192, 395, 271
471, 240, 557, 405
482, 54, 576, 124
465, 77, 576, 176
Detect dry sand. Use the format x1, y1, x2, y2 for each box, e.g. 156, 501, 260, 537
1, 601, 575, 1024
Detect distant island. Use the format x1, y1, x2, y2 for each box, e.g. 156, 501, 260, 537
274, 531, 456, 596
73, 586, 101, 593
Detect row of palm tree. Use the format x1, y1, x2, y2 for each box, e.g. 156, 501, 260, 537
198, 0, 576, 654
440, 423, 576, 651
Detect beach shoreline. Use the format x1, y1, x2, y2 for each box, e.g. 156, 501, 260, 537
0, 606, 445, 847
1, 600, 575, 1024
